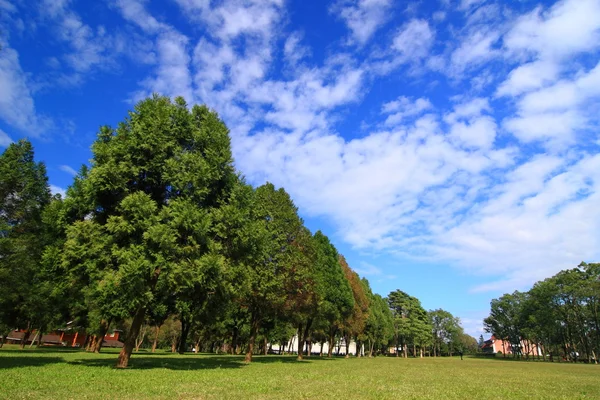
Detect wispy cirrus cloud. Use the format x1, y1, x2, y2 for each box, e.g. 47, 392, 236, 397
59, 165, 78, 176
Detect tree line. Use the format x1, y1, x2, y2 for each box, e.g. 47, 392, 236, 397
484, 263, 600, 363
0, 95, 475, 368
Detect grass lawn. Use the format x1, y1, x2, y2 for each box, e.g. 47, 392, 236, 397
1, 347, 598, 399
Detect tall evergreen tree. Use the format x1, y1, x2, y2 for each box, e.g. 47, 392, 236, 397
0, 139, 51, 346
62, 96, 237, 368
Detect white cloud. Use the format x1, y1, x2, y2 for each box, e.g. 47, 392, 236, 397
50, 184, 66, 198
0, 129, 13, 147
504, 61, 600, 146
449, 116, 497, 150
496, 60, 559, 97
382, 96, 432, 126
392, 19, 435, 62
458, 0, 485, 11
450, 30, 500, 74
109, 0, 600, 297
333, 0, 393, 45
113, 0, 168, 34
59, 165, 78, 176
137, 31, 193, 102
354, 262, 383, 276
284, 32, 311, 66
0, 44, 46, 134
503, 0, 600, 60
448, 154, 600, 292
504, 110, 583, 145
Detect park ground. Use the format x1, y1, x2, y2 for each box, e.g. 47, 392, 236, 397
1, 347, 599, 399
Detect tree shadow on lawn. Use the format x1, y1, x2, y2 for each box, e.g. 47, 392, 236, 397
68, 354, 339, 370
1, 347, 83, 354
0, 356, 65, 369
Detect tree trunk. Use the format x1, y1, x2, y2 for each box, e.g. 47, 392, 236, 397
85, 335, 94, 352
135, 335, 144, 352
263, 336, 268, 356
0, 330, 9, 348
298, 318, 312, 360
420, 347, 423, 358
29, 329, 41, 348
20, 324, 31, 349
320, 341, 324, 357
230, 326, 238, 355
178, 315, 190, 355
369, 340, 374, 358
116, 306, 146, 369
344, 333, 350, 358
151, 325, 160, 353
328, 329, 335, 358
245, 312, 260, 363
95, 318, 112, 353
91, 336, 98, 352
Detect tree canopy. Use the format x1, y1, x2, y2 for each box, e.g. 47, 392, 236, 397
1, 95, 477, 365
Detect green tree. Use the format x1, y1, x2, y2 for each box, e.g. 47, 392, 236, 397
388, 290, 430, 357
364, 290, 394, 357
340, 256, 369, 357
429, 309, 461, 357
0, 139, 51, 347
312, 231, 354, 357
230, 182, 306, 362
62, 95, 237, 368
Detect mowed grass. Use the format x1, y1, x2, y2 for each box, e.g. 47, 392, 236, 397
1, 347, 599, 400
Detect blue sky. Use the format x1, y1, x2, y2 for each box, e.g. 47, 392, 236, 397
2, 0, 600, 337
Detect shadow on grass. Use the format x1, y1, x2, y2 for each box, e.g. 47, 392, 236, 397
0, 356, 65, 369
68, 354, 339, 370
1, 347, 83, 354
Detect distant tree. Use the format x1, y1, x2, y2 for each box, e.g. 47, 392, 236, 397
484, 292, 524, 359
429, 309, 461, 357
364, 289, 394, 357
339, 256, 369, 358
312, 231, 354, 358
230, 183, 306, 362
388, 290, 429, 358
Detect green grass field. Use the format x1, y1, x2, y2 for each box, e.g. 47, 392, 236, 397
1, 347, 598, 399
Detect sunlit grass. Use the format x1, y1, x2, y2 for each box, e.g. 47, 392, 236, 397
1, 346, 598, 399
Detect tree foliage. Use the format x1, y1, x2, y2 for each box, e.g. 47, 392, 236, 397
484, 262, 600, 363
1, 96, 474, 365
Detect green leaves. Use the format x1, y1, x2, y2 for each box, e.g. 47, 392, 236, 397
61, 95, 238, 366
0, 139, 52, 331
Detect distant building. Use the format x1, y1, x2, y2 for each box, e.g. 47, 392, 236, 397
481, 335, 542, 356
3, 329, 124, 348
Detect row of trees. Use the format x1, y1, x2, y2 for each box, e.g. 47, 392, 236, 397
484, 263, 600, 363
0, 95, 475, 368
